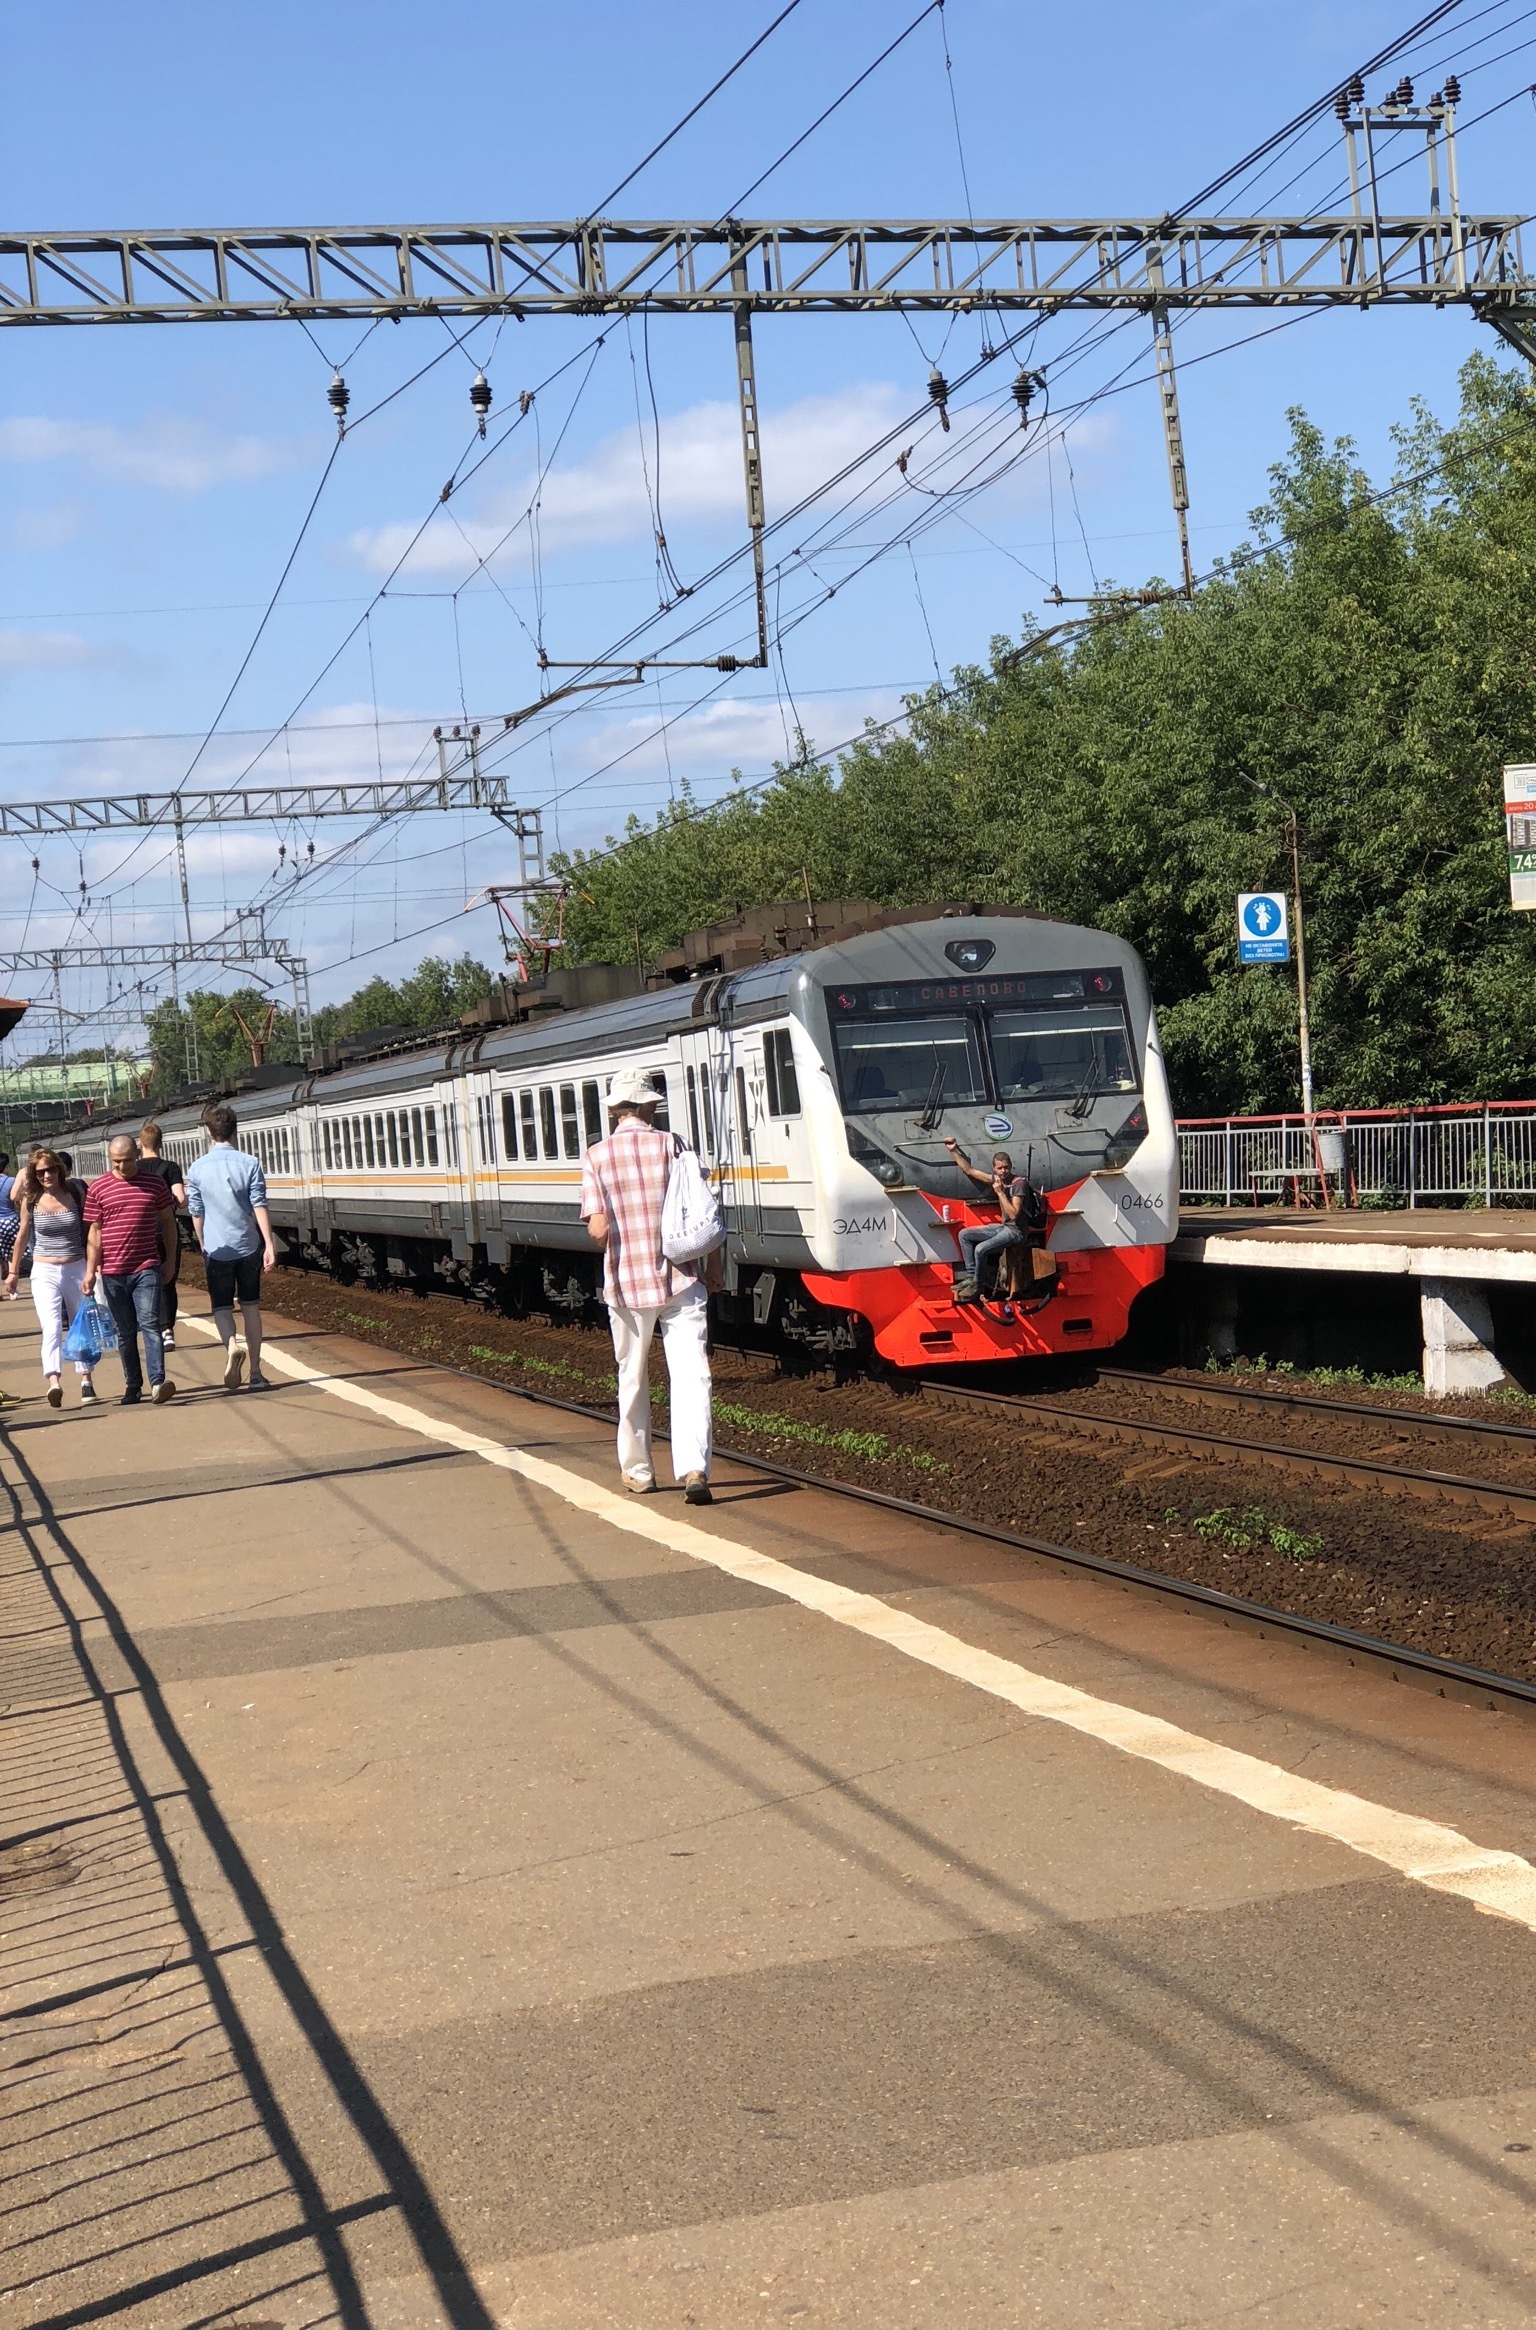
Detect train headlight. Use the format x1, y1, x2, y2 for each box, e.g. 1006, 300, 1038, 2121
845, 1125, 904, 1187
944, 938, 994, 971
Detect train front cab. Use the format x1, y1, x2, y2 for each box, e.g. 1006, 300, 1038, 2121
792, 921, 1177, 1367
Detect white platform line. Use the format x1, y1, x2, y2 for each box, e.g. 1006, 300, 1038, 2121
186, 1317, 1536, 1933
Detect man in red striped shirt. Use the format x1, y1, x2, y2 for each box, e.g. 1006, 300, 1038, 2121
82, 1137, 178, 1406
581, 1067, 713, 1504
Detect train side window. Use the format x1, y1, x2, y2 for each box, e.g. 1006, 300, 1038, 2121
650, 1074, 670, 1132
362, 1118, 374, 1169
284, 1129, 293, 1172
519, 1091, 537, 1158
538, 1086, 558, 1159
322, 1122, 332, 1170
700, 1068, 716, 1158
582, 1080, 602, 1146
764, 1028, 801, 1117
342, 1120, 353, 1169
502, 1094, 519, 1160
446, 1107, 459, 1166
376, 1112, 388, 1166
735, 1067, 752, 1155
424, 1105, 440, 1166
685, 1065, 701, 1152
411, 1106, 424, 1165
397, 1109, 410, 1163
559, 1084, 580, 1159
387, 1113, 400, 1169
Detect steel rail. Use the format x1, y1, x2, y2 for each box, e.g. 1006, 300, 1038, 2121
1098, 1365, 1536, 1446
917, 1379, 1536, 1525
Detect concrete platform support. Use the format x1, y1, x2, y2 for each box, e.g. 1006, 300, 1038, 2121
1421, 1276, 1507, 1398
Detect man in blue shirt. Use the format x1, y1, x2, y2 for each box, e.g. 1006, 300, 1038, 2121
185, 1104, 276, 1392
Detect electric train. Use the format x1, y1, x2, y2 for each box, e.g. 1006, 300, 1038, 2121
65, 908, 1178, 1368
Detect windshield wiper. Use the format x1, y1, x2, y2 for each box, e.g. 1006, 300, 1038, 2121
915, 1060, 948, 1131
1065, 1036, 1104, 1120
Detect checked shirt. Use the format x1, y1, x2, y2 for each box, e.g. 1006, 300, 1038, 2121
579, 1115, 697, 1312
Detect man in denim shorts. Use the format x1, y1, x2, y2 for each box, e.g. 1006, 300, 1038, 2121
185, 1104, 276, 1392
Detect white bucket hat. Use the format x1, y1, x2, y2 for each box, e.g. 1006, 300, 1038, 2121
607, 1066, 663, 1109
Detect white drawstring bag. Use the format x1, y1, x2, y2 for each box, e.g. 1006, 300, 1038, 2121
661, 1141, 725, 1264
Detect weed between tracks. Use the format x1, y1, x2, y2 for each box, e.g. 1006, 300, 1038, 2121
1172, 1505, 1325, 1562
462, 1345, 945, 1475
1203, 1355, 1423, 1398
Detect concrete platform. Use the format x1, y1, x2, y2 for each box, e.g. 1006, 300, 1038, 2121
1174, 1209, 1536, 1391
5, 1291, 1536, 2326
1175, 1206, 1536, 1281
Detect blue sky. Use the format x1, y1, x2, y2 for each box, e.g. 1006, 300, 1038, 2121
1, 0, 1532, 1051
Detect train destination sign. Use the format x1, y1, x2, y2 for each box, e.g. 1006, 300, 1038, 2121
1237, 892, 1290, 964
832, 968, 1126, 1015
1505, 765, 1536, 910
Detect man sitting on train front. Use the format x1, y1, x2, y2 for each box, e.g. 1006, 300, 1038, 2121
581, 1067, 713, 1506
944, 1141, 1045, 1302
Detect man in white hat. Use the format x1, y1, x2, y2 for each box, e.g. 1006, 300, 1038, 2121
580, 1066, 713, 1504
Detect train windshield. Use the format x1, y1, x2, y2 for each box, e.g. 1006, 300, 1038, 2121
988, 1005, 1138, 1102
832, 1013, 986, 1114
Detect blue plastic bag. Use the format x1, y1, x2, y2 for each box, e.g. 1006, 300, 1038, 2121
63, 1298, 116, 1364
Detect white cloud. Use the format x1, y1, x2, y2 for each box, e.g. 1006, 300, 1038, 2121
345, 383, 1116, 585
11, 503, 84, 551
0, 415, 307, 494
0, 627, 114, 671
572, 688, 907, 786
347, 384, 911, 575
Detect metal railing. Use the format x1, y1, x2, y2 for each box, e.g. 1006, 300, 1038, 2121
1178, 1102, 1536, 1208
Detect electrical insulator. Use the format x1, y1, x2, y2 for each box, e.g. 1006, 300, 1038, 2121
928, 365, 951, 433
1444, 73, 1460, 104
327, 372, 350, 436
1012, 369, 1041, 427
470, 372, 493, 437
1335, 87, 1351, 120
1347, 72, 1364, 103
1396, 76, 1414, 105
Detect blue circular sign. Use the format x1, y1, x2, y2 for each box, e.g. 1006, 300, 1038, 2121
984, 1114, 1014, 1139
1242, 895, 1283, 938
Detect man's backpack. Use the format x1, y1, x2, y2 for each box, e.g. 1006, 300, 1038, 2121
661, 1140, 725, 1265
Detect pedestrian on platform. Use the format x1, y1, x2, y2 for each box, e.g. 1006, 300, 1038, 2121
0, 1154, 18, 1282
82, 1137, 178, 1406
185, 1104, 276, 1394
3, 1150, 98, 1407
135, 1120, 186, 1351
580, 1067, 714, 1504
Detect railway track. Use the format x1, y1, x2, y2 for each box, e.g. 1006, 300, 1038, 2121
439, 1356, 1536, 1721
920, 1377, 1536, 1528
1099, 1365, 1536, 1448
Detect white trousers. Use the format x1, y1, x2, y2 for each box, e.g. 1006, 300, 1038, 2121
31, 1258, 91, 1377
608, 1281, 713, 1484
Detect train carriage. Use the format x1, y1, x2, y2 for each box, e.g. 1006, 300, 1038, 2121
65, 908, 1177, 1368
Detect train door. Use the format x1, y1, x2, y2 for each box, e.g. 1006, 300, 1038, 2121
465, 1063, 500, 1237
726, 1031, 765, 1240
